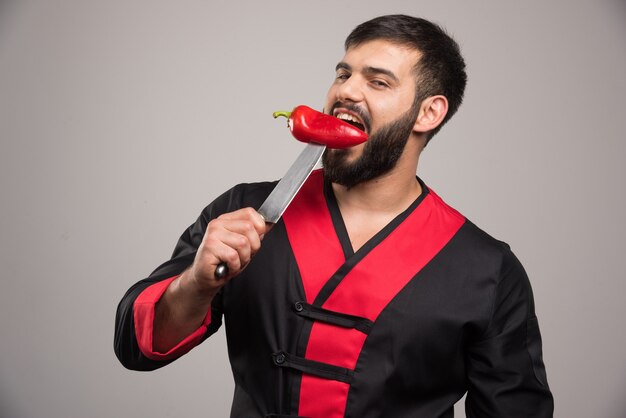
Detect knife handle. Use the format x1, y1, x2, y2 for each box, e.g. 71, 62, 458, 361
215, 262, 229, 279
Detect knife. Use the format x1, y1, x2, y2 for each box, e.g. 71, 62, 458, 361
214, 143, 325, 278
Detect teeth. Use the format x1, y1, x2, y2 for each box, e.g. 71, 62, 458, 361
336, 113, 361, 124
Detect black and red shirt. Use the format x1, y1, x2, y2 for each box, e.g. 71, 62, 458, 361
115, 170, 553, 417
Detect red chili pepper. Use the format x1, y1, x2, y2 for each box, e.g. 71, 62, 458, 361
273, 105, 368, 149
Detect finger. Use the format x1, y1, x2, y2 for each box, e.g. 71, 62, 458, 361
218, 208, 266, 235
200, 236, 243, 278
210, 215, 264, 253
206, 221, 259, 266
220, 230, 254, 263
222, 220, 263, 254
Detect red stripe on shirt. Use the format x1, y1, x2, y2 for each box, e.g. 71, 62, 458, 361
284, 176, 465, 418
133, 276, 211, 361
282, 169, 346, 303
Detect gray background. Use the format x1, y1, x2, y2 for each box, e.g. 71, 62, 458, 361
1, 0, 625, 417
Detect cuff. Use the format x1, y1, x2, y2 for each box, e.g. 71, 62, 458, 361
133, 275, 212, 361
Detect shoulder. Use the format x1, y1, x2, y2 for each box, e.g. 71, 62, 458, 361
228, 180, 279, 207
450, 216, 530, 300
425, 183, 522, 277
461, 219, 522, 272
167, 179, 278, 261
199, 180, 278, 220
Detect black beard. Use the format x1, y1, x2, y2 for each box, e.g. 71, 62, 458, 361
322, 104, 419, 189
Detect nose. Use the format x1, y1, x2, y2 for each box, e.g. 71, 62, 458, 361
335, 76, 364, 103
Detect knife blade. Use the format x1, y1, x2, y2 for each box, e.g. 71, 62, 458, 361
214, 143, 325, 278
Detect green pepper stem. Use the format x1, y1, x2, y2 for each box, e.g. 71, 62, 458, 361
272, 110, 292, 119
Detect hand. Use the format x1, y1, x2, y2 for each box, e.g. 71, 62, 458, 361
189, 207, 267, 293
153, 208, 267, 352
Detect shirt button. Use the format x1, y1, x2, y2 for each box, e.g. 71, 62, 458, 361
294, 301, 304, 312
274, 353, 286, 364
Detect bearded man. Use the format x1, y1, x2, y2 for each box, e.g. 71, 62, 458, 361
115, 14, 554, 418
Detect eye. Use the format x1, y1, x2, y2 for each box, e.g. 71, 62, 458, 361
335, 72, 350, 81
371, 79, 389, 88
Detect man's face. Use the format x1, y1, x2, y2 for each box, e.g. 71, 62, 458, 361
323, 40, 421, 188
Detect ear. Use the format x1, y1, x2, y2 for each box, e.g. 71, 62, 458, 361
413, 95, 448, 135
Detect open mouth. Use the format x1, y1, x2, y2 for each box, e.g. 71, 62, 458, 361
335, 112, 366, 133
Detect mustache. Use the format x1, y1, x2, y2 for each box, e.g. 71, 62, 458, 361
328, 102, 371, 133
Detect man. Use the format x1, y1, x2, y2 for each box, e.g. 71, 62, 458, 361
115, 15, 554, 417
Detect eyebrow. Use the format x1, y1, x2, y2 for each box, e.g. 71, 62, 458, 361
335, 62, 399, 83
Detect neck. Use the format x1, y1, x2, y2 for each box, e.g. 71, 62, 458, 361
331, 143, 423, 215
332, 169, 421, 214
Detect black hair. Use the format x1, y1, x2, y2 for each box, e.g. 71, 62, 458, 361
345, 15, 467, 142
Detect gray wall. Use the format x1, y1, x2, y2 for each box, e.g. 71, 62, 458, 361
1, 1, 625, 417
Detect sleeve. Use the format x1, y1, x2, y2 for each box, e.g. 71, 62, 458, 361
465, 248, 554, 417
113, 186, 239, 371
131, 275, 213, 362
